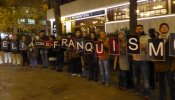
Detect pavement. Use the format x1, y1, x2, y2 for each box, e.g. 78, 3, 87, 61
0, 65, 159, 100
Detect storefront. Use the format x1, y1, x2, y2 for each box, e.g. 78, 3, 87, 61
106, 0, 172, 33
62, 9, 106, 34
60, 0, 175, 34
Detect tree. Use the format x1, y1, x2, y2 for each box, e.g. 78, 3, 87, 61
0, 0, 48, 33
129, 0, 137, 34
53, 0, 62, 36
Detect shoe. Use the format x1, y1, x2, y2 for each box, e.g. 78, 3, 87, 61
105, 83, 109, 86
77, 74, 81, 77
144, 96, 150, 100
129, 91, 141, 95
98, 81, 105, 84
72, 73, 77, 76
57, 69, 63, 72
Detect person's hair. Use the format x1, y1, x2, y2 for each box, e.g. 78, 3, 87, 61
90, 32, 98, 41
136, 24, 143, 28
67, 32, 72, 37
159, 23, 169, 31
50, 35, 56, 40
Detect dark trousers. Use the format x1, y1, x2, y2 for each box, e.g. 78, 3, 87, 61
119, 70, 128, 89
67, 60, 73, 74
88, 59, 99, 81
56, 52, 64, 71
21, 51, 28, 66
149, 61, 155, 89
158, 71, 175, 100
72, 57, 82, 74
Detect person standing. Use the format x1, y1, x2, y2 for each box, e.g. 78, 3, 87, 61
88, 32, 99, 81
2, 36, 11, 65
98, 31, 110, 86
81, 32, 90, 78
28, 35, 38, 68
0, 35, 3, 64
155, 23, 175, 100
11, 34, 20, 66
132, 25, 150, 99
39, 31, 49, 68
71, 31, 82, 76
20, 35, 29, 66
117, 31, 129, 90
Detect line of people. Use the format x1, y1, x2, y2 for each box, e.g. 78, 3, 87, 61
0, 23, 174, 100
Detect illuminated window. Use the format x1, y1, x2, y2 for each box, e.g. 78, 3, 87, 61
107, 0, 167, 21
40, 20, 46, 25
18, 19, 25, 24
28, 19, 35, 25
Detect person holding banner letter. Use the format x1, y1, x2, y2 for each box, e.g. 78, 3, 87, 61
11, 34, 20, 66
98, 31, 110, 86
39, 31, 49, 68
2, 36, 11, 65
0, 35, 3, 64
81, 32, 90, 78
132, 25, 150, 99
20, 35, 29, 66
117, 31, 129, 91
71, 31, 82, 76
66, 33, 74, 75
154, 23, 175, 100
88, 32, 99, 81
28, 35, 38, 68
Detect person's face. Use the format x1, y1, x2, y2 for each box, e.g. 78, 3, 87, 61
13, 35, 17, 40
82, 32, 87, 37
155, 32, 159, 38
31, 36, 35, 40
39, 32, 44, 37
90, 33, 95, 39
118, 32, 124, 40
67, 35, 71, 38
5, 36, 8, 40
76, 31, 81, 37
49, 37, 53, 40
136, 26, 143, 34
22, 36, 26, 41
160, 25, 169, 34
100, 32, 106, 39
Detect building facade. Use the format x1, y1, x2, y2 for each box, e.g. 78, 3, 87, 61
59, 0, 175, 34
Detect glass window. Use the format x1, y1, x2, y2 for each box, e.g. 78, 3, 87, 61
18, 19, 25, 24
107, 0, 167, 22
40, 20, 46, 25
28, 19, 35, 25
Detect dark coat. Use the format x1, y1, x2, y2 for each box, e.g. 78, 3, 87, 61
155, 38, 174, 72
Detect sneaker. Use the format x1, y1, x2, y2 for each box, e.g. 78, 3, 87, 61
71, 73, 77, 76
77, 74, 81, 77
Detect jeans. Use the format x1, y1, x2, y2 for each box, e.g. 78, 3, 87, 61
99, 59, 109, 84
158, 71, 175, 100
30, 57, 37, 67
119, 70, 128, 89
40, 49, 48, 67
132, 60, 150, 96
29, 50, 37, 67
